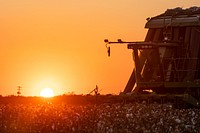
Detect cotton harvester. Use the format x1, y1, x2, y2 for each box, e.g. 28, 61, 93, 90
105, 7, 200, 107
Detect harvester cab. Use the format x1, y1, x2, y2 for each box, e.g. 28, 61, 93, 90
105, 7, 200, 107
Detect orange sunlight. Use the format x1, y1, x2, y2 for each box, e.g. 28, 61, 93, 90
0, 0, 200, 96
40, 88, 55, 98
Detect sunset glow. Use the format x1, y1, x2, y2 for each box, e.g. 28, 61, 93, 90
0, 0, 199, 96
40, 88, 54, 98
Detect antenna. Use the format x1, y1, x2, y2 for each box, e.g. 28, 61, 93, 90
17, 86, 22, 96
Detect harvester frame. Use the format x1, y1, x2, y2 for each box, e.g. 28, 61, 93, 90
105, 7, 200, 107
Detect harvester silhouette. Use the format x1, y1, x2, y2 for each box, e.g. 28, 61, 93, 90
105, 7, 200, 107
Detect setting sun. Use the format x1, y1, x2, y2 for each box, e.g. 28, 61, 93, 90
40, 88, 54, 98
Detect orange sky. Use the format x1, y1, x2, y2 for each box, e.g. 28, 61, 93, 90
0, 0, 199, 96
